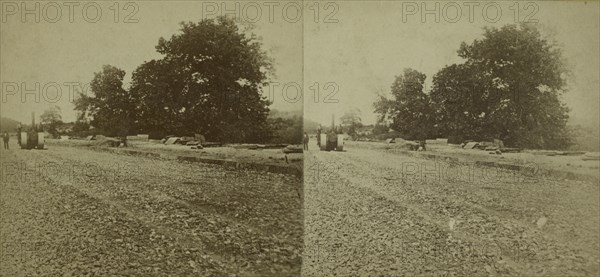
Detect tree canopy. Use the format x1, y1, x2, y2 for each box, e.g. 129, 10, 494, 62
340, 108, 363, 136
431, 23, 570, 149
40, 105, 63, 137
374, 68, 433, 140
74, 65, 135, 137
130, 16, 272, 142
75, 16, 274, 142
376, 24, 571, 149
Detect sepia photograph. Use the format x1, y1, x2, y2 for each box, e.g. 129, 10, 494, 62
302, 1, 599, 276
1, 1, 303, 276
1, 1, 599, 276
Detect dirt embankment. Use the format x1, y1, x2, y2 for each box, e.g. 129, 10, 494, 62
47, 139, 303, 177
347, 140, 600, 183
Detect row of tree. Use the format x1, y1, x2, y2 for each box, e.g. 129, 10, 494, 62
75, 17, 280, 143
374, 23, 571, 149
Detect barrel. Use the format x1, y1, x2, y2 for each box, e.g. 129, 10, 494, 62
20, 132, 28, 149
37, 132, 45, 149
320, 134, 327, 150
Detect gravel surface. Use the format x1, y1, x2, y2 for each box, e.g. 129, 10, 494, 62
0, 142, 302, 276
302, 146, 599, 276
2, 140, 598, 276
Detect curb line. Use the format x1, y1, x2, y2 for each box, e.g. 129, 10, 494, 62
392, 148, 599, 184
90, 146, 303, 178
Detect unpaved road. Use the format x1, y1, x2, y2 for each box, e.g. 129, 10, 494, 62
303, 145, 599, 276
0, 142, 302, 276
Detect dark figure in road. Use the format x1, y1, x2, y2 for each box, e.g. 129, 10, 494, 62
3, 131, 9, 149
418, 139, 427, 151
16, 123, 21, 146
303, 132, 309, 151
121, 136, 128, 148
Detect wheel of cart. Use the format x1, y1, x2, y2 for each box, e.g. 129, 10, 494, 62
20, 132, 29, 149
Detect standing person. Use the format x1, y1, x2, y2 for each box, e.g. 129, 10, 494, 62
16, 123, 21, 146
303, 132, 309, 151
2, 131, 9, 150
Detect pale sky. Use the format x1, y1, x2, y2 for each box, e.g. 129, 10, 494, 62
1, 1, 599, 129
304, 1, 600, 126
1, 1, 303, 123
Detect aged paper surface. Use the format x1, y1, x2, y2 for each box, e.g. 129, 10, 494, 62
1, 1, 598, 276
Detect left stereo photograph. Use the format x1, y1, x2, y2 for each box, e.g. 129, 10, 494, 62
0, 1, 304, 276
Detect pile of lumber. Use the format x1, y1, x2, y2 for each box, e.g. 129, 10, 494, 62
582, 152, 600, 161
461, 140, 521, 154
282, 145, 303, 154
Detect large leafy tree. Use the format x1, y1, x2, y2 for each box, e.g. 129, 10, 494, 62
374, 68, 433, 140
431, 23, 570, 149
267, 116, 302, 144
430, 64, 490, 142
130, 16, 272, 142
340, 108, 363, 136
74, 65, 136, 137
40, 105, 63, 137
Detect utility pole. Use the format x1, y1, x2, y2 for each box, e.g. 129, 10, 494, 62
31, 112, 36, 131
331, 114, 335, 132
